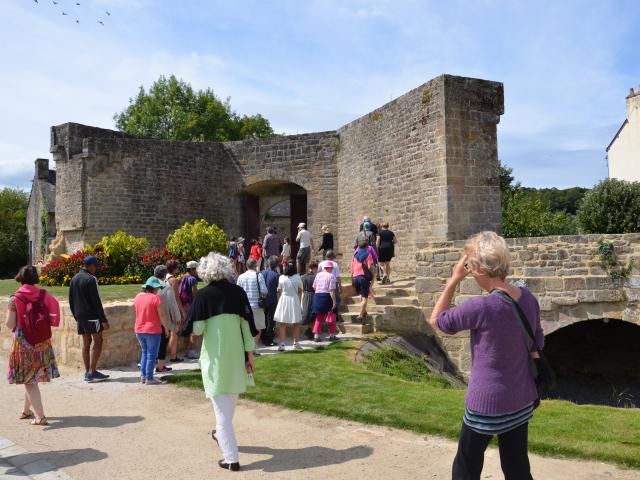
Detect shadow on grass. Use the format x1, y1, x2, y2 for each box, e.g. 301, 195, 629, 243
239, 445, 373, 472
43, 415, 144, 430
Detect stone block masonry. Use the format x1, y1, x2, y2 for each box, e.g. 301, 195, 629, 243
44, 74, 504, 275
415, 234, 640, 375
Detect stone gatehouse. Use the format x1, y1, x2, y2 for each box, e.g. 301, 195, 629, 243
39, 74, 504, 272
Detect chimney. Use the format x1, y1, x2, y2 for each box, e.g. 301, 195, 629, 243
626, 86, 640, 119
35, 158, 49, 180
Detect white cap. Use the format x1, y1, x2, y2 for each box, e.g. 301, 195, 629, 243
186, 261, 199, 269
297, 222, 306, 228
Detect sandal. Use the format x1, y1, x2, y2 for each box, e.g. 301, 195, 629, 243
19, 410, 34, 420
30, 417, 48, 426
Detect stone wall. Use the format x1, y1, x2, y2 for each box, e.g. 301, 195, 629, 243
336, 74, 503, 274
1, 299, 141, 370
415, 234, 640, 374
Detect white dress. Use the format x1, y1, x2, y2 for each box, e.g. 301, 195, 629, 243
273, 274, 303, 324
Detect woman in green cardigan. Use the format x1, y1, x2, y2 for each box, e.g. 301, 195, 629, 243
188, 252, 259, 472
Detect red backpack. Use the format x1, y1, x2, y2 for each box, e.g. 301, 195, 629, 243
13, 290, 52, 345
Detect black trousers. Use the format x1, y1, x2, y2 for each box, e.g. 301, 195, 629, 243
157, 327, 168, 361
452, 421, 533, 480
261, 303, 277, 345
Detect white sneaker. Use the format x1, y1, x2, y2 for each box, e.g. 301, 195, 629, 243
278, 343, 286, 352
145, 378, 165, 385
293, 342, 302, 350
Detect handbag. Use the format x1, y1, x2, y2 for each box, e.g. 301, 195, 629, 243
255, 271, 266, 309
491, 289, 556, 408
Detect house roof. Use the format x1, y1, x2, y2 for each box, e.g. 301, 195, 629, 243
606, 119, 628, 152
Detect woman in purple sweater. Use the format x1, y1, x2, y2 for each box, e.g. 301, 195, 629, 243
430, 231, 543, 480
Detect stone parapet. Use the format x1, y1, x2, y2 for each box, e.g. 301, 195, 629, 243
415, 233, 640, 374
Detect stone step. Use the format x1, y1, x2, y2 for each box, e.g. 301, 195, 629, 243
342, 323, 373, 335
343, 296, 418, 306
339, 312, 374, 324
340, 304, 385, 314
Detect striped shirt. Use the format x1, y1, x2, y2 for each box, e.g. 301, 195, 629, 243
236, 270, 268, 309
463, 402, 534, 436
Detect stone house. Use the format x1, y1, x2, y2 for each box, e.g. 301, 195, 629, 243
26, 158, 56, 263
607, 85, 640, 181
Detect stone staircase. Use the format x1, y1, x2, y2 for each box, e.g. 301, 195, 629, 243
338, 277, 423, 335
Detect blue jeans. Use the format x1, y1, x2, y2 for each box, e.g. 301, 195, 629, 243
136, 333, 161, 380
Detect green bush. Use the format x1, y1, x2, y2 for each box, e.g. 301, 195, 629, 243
362, 346, 452, 388
502, 190, 579, 238
100, 231, 150, 272
577, 178, 640, 233
166, 219, 228, 260
0, 188, 28, 277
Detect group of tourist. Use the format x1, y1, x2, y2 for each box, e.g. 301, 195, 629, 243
3, 219, 543, 478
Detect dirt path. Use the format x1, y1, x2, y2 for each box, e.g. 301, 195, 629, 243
0, 360, 638, 480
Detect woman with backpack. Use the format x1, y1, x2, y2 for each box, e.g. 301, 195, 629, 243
351, 238, 376, 321
5, 265, 61, 426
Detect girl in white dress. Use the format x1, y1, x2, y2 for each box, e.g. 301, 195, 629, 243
274, 261, 304, 351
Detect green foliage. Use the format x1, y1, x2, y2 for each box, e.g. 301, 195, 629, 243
362, 346, 452, 388
498, 160, 520, 199
593, 240, 635, 284
114, 74, 274, 141
577, 178, 640, 233
521, 186, 588, 215
0, 188, 28, 277
100, 230, 150, 272
502, 190, 579, 238
166, 219, 228, 260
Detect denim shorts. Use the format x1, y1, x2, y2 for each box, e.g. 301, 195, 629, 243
353, 275, 371, 298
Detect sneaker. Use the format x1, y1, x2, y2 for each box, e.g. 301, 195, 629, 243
328, 335, 338, 342
83, 372, 89, 382
313, 334, 322, 343
169, 357, 184, 363
87, 371, 110, 383
145, 378, 165, 385
278, 343, 286, 352
156, 366, 173, 373
293, 342, 302, 350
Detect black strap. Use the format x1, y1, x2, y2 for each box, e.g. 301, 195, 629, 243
491, 289, 540, 354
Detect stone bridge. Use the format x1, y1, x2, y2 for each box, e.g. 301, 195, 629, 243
414, 234, 640, 374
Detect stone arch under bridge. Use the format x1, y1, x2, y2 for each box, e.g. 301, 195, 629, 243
413, 234, 640, 375
43, 74, 504, 270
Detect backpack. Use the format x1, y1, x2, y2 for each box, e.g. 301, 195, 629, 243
228, 242, 238, 259
178, 275, 192, 305
353, 249, 373, 282
13, 290, 52, 345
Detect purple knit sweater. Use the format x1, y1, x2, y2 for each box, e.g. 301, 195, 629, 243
437, 287, 544, 414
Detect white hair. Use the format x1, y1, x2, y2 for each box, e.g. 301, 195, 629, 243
464, 231, 510, 280
197, 252, 234, 283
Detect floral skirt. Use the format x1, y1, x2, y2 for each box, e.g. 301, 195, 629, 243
7, 333, 60, 385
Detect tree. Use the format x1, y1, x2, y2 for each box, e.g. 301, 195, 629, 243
114, 75, 274, 141
502, 189, 578, 238
0, 188, 28, 277
498, 160, 520, 199
577, 178, 640, 233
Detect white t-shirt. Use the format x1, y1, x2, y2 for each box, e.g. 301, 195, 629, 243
318, 260, 341, 280
297, 229, 311, 248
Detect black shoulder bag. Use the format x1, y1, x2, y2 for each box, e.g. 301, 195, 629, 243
492, 289, 556, 408
256, 271, 266, 309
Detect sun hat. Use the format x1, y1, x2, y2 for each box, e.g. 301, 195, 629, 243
142, 276, 165, 290
153, 265, 168, 278
323, 261, 335, 270
83, 255, 98, 266
237, 237, 245, 243
186, 260, 199, 269
298, 222, 306, 228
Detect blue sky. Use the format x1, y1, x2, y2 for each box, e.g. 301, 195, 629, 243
1, 0, 638, 191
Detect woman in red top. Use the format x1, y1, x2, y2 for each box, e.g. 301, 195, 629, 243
5, 265, 60, 426
249, 239, 262, 267
134, 276, 168, 385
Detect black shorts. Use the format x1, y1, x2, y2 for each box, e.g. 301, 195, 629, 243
77, 320, 104, 335
378, 247, 395, 262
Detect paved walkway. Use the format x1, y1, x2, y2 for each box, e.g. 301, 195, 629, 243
0, 342, 639, 479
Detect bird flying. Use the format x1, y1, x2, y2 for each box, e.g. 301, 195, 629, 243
105, 10, 111, 16
98, 20, 104, 26
62, 10, 67, 15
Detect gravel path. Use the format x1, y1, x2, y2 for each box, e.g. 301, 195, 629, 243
0, 358, 638, 480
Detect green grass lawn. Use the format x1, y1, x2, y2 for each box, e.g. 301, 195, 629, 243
166, 341, 640, 469
0, 279, 142, 302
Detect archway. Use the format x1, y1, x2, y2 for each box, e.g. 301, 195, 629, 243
241, 181, 307, 259
544, 319, 640, 408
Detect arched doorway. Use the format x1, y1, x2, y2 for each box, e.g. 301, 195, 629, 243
544, 319, 640, 408
242, 181, 307, 259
